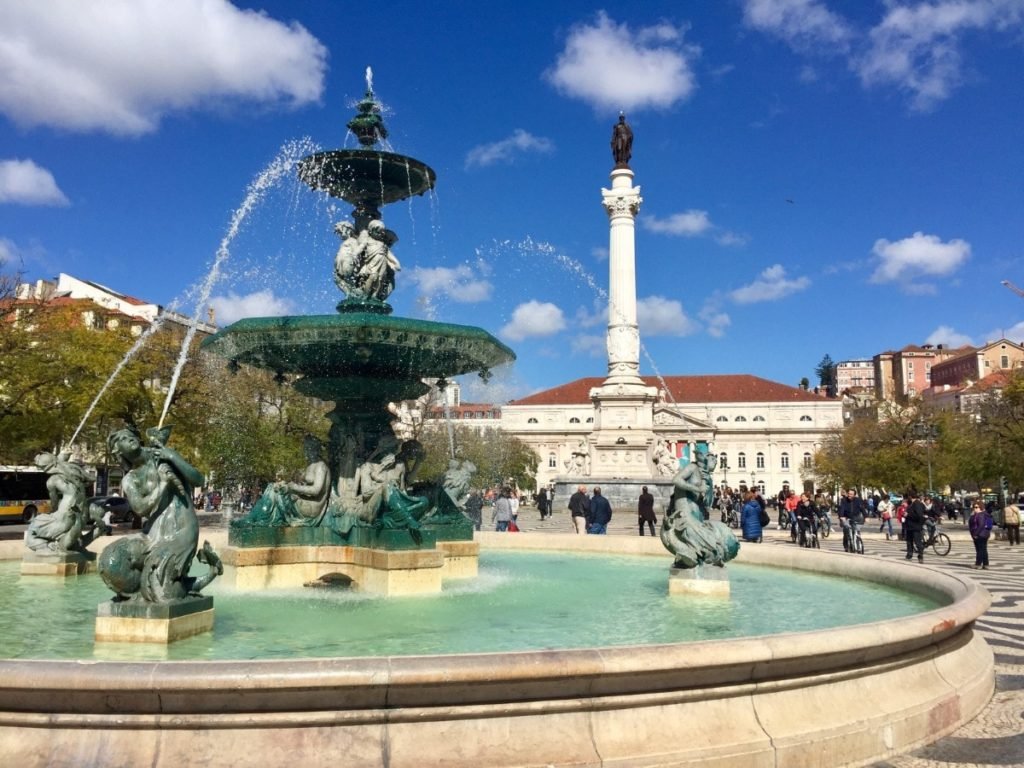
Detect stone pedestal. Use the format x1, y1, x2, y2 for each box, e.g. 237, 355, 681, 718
221, 544, 448, 595
95, 596, 214, 644
20, 550, 95, 578
437, 540, 479, 580
668, 565, 730, 597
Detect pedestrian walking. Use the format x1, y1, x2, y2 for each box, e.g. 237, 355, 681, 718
588, 487, 612, 534
568, 485, 590, 535
637, 486, 656, 536
1004, 499, 1021, 546
904, 491, 927, 563
969, 501, 994, 569
491, 487, 514, 532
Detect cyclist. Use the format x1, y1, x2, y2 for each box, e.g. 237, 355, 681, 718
795, 493, 818, 547
904, 490, 927, 563
838, 488, 866, 553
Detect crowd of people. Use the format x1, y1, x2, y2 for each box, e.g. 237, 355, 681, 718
466, 478, 1021, 573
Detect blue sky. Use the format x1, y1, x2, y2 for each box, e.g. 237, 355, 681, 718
1, 0, 1022, 403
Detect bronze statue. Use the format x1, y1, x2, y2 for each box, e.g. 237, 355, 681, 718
611, 112, 633, 168
241, 435, 332, 527
660, 451, 739, 568
25, 452, 90, 554
98, 426, 221, 602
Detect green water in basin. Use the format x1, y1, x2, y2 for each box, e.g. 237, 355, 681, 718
0, 551, 940, 662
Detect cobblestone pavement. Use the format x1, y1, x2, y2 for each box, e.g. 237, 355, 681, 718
517, 510, 1024, 768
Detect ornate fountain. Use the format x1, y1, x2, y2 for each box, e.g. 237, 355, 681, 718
201, 75, 514, 594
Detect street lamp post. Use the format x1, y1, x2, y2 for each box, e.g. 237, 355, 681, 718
721, 455, 729, 489
751, 470, 757, 493
913, 421, 937, 495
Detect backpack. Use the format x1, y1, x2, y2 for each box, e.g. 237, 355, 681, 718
759, 508, 770, 527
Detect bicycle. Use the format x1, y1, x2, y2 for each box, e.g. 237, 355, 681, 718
816, 511, 831, 538
797, 515, 819, 549
922, 518, 951, 556
842, 519, 864, 554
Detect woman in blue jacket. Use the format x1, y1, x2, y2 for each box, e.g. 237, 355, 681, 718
740, 490, 763, 542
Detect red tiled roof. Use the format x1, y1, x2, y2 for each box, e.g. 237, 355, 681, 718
427, 403, 500, 415
962, 370, 1015, 393
508, 375, 828, 406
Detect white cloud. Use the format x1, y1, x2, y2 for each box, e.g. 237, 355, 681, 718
0, 159, 69, 206
464, 130, 554, 169
870, 231, 970, 283
742, 0, 853, 52
500, 300, 566, 341
742, 1, 1024, 110
699, 300, 732, 338
715, 231, 748, 247
209, 290, 296, 326
637, 295, 698, 336
575, 304, 606, 329
856, 0, 1024, 111
571, 333, 605, 358
1001, 321, 1024, 345
591, 246, 609, 262
407, 264, 493, 303
642, 210, 711, 236
925, 325, 975, 348
0, 237, 18, 264
730, 264, 811, 304
0, 0, 327, 135
545, 12, 699, 112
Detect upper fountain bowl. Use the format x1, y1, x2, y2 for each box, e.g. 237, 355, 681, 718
298, 150, 436, 208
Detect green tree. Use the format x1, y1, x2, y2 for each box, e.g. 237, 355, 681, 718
815, 354, 837, 395
415, 425, 538, 491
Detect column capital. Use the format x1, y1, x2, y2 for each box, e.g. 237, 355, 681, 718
601, 186, 642, 218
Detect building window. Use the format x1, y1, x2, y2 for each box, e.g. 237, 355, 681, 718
1002, 355, 1010, 368
803, 452, 812, 469
527, 418, 538, 424
586, 417, 593, 423
799, 415, 812, 422
781, 453, 789, 469
737, 453, 746, 469
719, 453, 728, 469
548, 453, 556, 468
756, 452, 765, 469
753, 415, 765, 422
569, 417, 580, 424
716, 415, 728, 422
734, 415, 747, 422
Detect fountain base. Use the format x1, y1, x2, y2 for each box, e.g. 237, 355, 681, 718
668, 565, 730, 597
20, 551, 95, 578
95, 596, 215, 644
220, 544, 478, 596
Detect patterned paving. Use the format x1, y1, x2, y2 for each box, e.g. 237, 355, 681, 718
516, 509, 1024, 767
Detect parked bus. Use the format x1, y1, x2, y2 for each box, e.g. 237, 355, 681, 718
0, 465, 51, 523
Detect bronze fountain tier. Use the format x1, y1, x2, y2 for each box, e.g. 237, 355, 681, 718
202, 80, 514, 557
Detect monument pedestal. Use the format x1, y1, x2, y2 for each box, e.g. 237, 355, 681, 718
668, 565, 730, 598
95, 596, 214, 644
21, 550, 95, 578
436, 540, 479, 580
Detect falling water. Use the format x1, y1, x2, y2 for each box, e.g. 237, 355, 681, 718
520, 237, 682, 406
441, 385, 456, 460
157, 138, 320, 428
67, 308, 177, 447
365, 66, 374, 93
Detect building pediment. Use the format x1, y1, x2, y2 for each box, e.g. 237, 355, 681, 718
652, 406, 712, 430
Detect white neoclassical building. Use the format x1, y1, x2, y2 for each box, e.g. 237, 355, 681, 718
502, 374, 843, 498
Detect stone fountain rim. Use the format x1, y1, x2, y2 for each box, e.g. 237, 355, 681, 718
0, 535, 990, 712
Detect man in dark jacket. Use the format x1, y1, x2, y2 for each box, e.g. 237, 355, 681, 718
637, 486, 656, 536
588, 487, 613, 534
904, 490, 927, 562
568, 485, 590, 535
838, 488, 866, 553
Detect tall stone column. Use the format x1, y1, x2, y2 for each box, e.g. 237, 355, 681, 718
587, 116, 659, 485
601, 168, 645, 386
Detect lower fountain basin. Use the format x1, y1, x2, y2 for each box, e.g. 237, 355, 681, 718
0, 534, 993, 768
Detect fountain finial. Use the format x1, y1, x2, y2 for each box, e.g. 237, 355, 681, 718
347, 71, 388, 147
